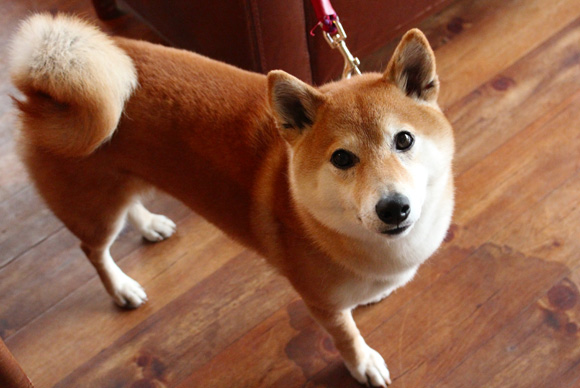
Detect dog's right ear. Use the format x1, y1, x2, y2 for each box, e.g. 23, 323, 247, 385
267, 70, 324, 142
384, 29, 439, 103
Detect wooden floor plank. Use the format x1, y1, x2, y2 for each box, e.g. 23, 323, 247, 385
453, 90, 580, 249
52, 251, 296, 388
0, 187, 62, 267
447, 15, 580, 175
435, 0, 580, 108
495, 171, 580, 266
373, 245, 569, 387
437, 269, 580, 388
304, 244, 568, 387
5, 214, 240, 387
0, 194, 189, 339
175, 299, 326, 388
175, 243, 570, 387
176, 244, 479, 388
0, 112, 27, 200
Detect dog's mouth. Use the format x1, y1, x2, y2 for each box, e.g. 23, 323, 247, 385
381, 224, 411, 236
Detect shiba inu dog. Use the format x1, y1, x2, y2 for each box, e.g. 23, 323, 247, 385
10, 14, 454, 386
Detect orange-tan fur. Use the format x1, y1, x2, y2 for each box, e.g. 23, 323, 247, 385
10, 14, 454, 387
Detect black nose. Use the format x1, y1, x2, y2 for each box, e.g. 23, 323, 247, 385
375, 194, 411, 225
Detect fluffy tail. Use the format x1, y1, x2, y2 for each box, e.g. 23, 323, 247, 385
10, 14, 137, 157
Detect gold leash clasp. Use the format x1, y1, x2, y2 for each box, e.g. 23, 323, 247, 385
322, 19, 361, 79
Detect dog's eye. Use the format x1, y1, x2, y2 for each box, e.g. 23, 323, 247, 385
395, 131, 414, 151
330, 149, 359, 170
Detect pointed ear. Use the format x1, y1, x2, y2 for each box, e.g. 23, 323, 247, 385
267, 70, 324, 135
385, 29, 439, 102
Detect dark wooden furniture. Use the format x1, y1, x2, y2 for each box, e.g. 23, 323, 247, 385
0, 339, 33, 388
93, 0, 455, 83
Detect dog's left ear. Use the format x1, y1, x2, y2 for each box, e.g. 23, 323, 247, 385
385, 29, 439, 102
267, 70, 325, 141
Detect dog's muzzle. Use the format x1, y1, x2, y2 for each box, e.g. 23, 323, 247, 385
375, 194, 411, 235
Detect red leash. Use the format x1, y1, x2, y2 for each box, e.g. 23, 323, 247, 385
310, 0, 338, 35
309, 0, 361, 79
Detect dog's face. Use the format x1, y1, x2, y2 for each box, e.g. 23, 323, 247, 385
268, 30, 453, 240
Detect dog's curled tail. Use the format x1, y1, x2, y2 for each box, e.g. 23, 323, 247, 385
10, 14, 137, 157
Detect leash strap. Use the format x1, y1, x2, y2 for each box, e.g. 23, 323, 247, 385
309, 0, 361, 79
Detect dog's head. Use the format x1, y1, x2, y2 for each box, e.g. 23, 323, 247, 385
267, 29, 454, 240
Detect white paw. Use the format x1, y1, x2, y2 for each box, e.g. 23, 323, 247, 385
111, 275, 148, 309
140, 214, 176, 242
346, 345, 391, 387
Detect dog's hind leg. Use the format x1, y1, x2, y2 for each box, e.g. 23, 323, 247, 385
93, 201, 176, 307
30, 167, 153, 308
127, 202, 176, 242
75, 195, 150, 309
82, 241, 147, 309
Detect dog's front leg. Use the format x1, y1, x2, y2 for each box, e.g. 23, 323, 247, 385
308, 306, 391, 387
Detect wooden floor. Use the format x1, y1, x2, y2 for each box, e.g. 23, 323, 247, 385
1, 0, 580, 387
